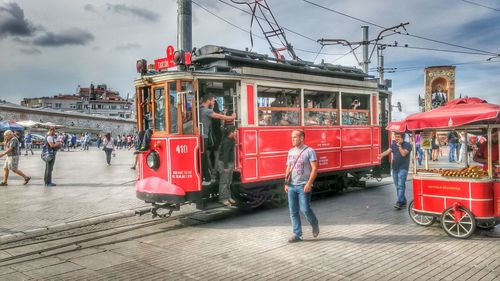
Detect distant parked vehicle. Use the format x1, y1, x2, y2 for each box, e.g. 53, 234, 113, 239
31, 134, 45, 148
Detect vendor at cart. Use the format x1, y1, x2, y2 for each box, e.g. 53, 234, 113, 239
473, 128, 498, 172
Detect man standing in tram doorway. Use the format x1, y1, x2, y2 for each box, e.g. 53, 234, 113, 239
378, 132, 412, 210
284, 130, 319, 243
200, 94, 236, 186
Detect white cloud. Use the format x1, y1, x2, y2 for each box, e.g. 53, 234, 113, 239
0, 0, 498, 115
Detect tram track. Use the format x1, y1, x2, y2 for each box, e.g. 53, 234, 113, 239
0, 205, 238, 266
0, 180, 395, 267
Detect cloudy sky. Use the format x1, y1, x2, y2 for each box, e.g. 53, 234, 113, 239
1, 0, 499, 119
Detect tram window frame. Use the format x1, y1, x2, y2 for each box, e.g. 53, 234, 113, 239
152, 86, 166, 132
138, 87, 152, 131
168, 82, 179, 134
179, 81, 196, 135
257, 86, 301, 126
198, 79, 239, 131
340, 93, 370, 126
304, 90, 339, 126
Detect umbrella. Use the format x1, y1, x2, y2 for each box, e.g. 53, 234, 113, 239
16, 120, 40, 128
386, 97, 499, 132
386, 120, 404, 132
0, 121, 24, 132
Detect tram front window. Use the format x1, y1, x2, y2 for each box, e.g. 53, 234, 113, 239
153, 87, 166, 131
181, 81, 194, 135
169, 83, 178, 134
140, 87, 152, 130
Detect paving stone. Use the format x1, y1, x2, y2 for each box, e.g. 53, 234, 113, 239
0, 271, 31, 281
22, 262, 83, 279
69, 251, 133, 270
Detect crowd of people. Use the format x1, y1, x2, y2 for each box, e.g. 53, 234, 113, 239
411, 130, 486, 165
0, 128, 138, 186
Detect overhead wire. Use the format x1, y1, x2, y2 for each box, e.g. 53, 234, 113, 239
368, 59, 500, 73
384, 44, 496, 56
193, 0, 346, 57
302, 0, 499, 56
461, 0, 500, 12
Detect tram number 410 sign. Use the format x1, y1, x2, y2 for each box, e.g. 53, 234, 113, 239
176, 145, 188, 154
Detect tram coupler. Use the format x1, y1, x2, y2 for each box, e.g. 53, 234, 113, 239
452, 202, 463, 223
151, 203, 179, 218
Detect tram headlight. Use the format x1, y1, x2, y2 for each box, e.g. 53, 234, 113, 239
146, 150, 160, 170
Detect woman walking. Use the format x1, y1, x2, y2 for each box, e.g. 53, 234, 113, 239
103, 133, 115, 165
431, 131, 440, 161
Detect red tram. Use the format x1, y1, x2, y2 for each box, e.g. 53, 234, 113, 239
134, 45, 391, 215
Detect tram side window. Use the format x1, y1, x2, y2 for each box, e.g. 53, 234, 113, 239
141, 87, 152, 130
257, 86, 300, 126
153, 87, 166, 132
341, 93, 370, 125
304, 90, 338, 126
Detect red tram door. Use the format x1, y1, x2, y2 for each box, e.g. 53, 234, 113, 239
169, 90, 202, 194
167, 136, 201, 193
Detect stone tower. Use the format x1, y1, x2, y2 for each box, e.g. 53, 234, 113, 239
424, 66, 456, 111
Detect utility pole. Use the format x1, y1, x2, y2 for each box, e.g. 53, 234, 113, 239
361, 26, 369, 74
377, 45, 385, 86
318, 22, 409, 78
177, 0, 192, 52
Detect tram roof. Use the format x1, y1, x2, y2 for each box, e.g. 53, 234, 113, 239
191, 45, 367, 81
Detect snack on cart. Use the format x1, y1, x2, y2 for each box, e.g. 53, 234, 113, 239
387, 97, 500, 239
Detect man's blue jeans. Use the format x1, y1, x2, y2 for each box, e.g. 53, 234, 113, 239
287, 184, 318, 238
392, 168, 408, 205
449, 143, 456, 161
416, 145, 423, 165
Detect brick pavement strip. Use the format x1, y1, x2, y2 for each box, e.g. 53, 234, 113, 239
0, 150, 147, 239
0, 171, 498, 280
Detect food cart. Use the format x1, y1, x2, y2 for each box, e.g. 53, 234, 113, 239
387, 98, 499, 239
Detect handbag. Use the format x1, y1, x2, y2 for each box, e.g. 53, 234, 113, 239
284, 146, 308, 185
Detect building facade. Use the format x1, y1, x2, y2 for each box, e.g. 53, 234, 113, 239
21, 84, 134, 119
1, 101, 136, 136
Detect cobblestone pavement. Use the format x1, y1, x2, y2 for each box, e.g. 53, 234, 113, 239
0, 148, 149, 237
1, 176, 498, 280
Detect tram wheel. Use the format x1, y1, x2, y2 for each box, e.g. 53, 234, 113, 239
408, 200, 436, 227
477, 220, 496, 230
441, 205, 476, 239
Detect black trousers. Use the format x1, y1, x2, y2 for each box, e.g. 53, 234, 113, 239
202, 138, 210, 181
104, 148, 113, 164
44, 156, 56, 184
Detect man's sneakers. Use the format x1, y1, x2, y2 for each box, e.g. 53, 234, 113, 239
202, 180, 211, 186
45, 183, 57, 187
393, 202, 407, 210
24, 177, 31, 185
312, 225, 320, 238
288, 235, 303, 243
0, 182, 7, 186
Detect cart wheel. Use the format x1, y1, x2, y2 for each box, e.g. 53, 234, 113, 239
408, 200, 436, 226
441, 205, 476, 239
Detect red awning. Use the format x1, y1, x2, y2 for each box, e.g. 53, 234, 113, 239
386, 97, 499, 131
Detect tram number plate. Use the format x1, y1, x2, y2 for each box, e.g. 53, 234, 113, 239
175, 145, 188, 154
